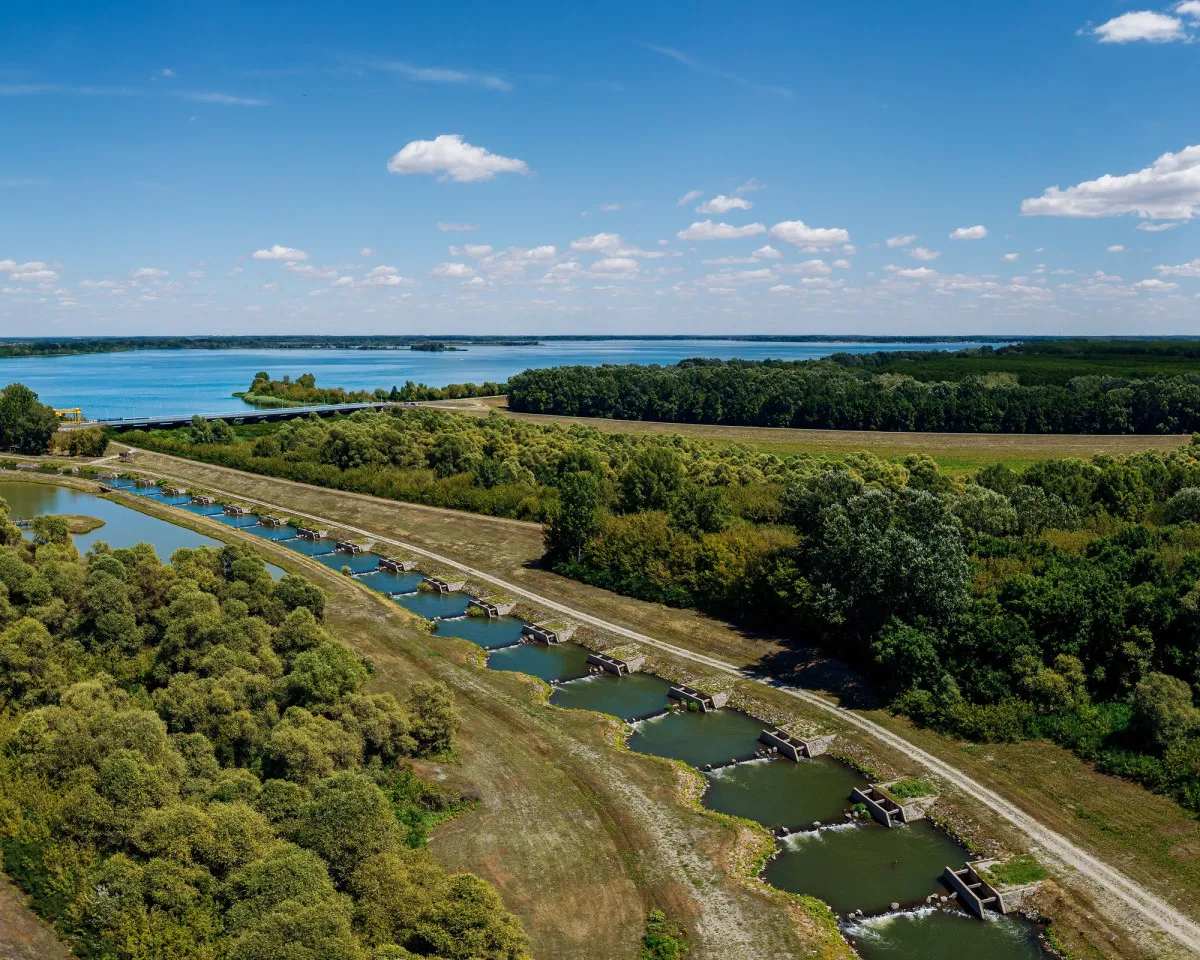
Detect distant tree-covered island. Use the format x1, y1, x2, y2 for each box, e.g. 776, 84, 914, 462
239, 371, 505, 408
409, 341, 464, 352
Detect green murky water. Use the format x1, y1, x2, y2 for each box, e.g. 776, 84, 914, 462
314, 550, 384, 574
550, 671, 673, 720
488, 641, 592, 683
844, 907, 1045, 960
393, 590, 472, 620
356, 568, 425, 594
629, 707, 764, 769
765, 820, 966, 915
435, 615, 527, 649
703, 756, 866, 830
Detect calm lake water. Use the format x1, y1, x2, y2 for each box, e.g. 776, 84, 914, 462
0, 340, 998, 420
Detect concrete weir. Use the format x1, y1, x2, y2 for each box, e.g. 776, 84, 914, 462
942, 862, 1007, 920
587, 651, 646, 675
851, 785, 933, 828
759, 728, 836, 761
335, 540, 362, 554
135, 477, 158, 488
295, 526, 328, 539
379, 557, 418, 573
669, 683, 730, 712
521, 621, 576, 645
190, 495, 216, 506
162, 486, 186, 497
423, 576, 466, 594
468, 596, 517, 617
259, 515, 286, 527
222, 504, 251, 516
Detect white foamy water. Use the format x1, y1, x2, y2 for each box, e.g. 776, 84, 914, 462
704, 756, 773, 779
843, 904, 940, 939
782, 820, 861, 845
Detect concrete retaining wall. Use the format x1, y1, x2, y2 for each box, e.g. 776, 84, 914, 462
424, 576, 466, 594
669, 684, 730, 713
162, 486, 186, 497
222, 505, 250, 515
296, 527, 328, 539
758, 729, 836, 760
522, 622, 575, 644
468, 598, 517, 618
380, 557, 418, 572
190, 495, 216, 506
941, 862, 1005, 919
587, 651, 646, 675
335, 541, 362, 554
852, 786, 903, 828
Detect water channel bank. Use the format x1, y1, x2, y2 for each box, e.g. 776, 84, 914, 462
2, 472, 1050, 960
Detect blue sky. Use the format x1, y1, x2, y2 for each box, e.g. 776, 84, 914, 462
2, 0, 1199, 335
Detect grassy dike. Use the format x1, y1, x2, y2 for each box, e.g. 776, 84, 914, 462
117, 449, 1200, 959
57, 477, 823, 960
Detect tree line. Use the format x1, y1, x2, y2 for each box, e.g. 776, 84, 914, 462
0, 507, 528, 960
506, 359, 1200, 434
126, 407, 1200, 817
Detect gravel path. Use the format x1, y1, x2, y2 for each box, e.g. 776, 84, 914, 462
134, 456, 1200, 956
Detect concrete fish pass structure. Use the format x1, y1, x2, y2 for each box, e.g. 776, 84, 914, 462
758, 728, 837, 760
162, 486, 186, 497
135, 477, 158, 488
259, 515, 287, 527
668, 683, 730, 712
423, 576, 466, 594
379, 557, 419, 572
222, 504, 251, 516
521, 622, 576, 644
190, 495, 216, 506
468, 596, 517, 618
851, 785, 936, 828
586, 651, 646, 675
295, 526, 328, 539
335, 540, 363, 554
941, 862, 1010, 919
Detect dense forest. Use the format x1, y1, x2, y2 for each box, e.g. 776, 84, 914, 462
0, 504, 528, 960
507, 357, 1200, 434
124, 406, 1200, 816
240, 372, 506, 409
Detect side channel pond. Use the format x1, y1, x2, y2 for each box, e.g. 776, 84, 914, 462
7, 475, 1049, 960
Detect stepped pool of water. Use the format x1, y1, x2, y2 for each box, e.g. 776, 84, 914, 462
844, 907, 1045, 960
703, 756, 866, 830
765, 819, 967, 915
550, 671, 673, 720
356, 568, 425, 594
393, 589, 472, 620
629, 706, 765, 769
280, 536, 340, 556
313, 550, 385, 574
435, 615, 527, 649
488, 641, 592, 683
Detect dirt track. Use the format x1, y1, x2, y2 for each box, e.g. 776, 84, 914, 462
131, 451, 1200, 957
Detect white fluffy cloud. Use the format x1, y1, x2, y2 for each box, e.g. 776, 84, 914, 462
890, 267, 939, 280
1090, 10, 1188, 43
1003, 253, 1019, 262
1134, 278, 1180, 291
1107, 245, 1128, 253
1, 260, 59, 283
778, 259, 832, 276
449, 244, 493, 257
571, 233, 621, 252
676, 220, 766, 240
284, 262, 338, 280
130, 267, 168, 279
910, 247, 940, 261
753, 245, 782, 259
886, 234, 917, 248
387, 134, 528, 182
677, 190, 702, 207
253, 245, 308, 261
696, 194, 752, 214
1021, 144, 1200, 220
362, 265, 417, 286
1137, 221, 1182, 232
949, 225, 988, 240
431, 261, 475, 277
360, 247, 373, 256
1156, 258, 1200, 277
768, 220, 850, 247
589, 257, 639, 275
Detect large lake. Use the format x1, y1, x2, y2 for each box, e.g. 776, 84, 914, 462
0, 340, 998, 420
